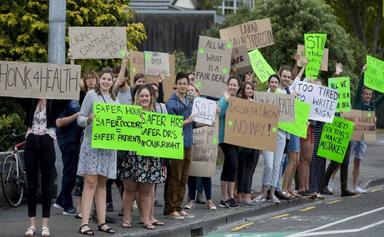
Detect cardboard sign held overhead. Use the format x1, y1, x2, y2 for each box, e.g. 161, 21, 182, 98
129, 50, 145, 85
293, 81, 338, 123
328, 77, 351, 112
304, 33, 327, 80
254, 91, 295, 122
341, 109, 376, 141
365, 55, 384, 93
231, 46, 252, 74
195, 36, 232, 98
68, 27, 127, 59
297, 44, 328, 71
189, 125, 219, 177
0, 61, 80, 100
248, 49, 275, 83
219, 18, 274, 51
144, 51, 170, 77
191, 97, 217, 125
224, 97, 279, 151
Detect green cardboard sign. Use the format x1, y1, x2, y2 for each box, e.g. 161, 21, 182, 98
137, 112, 184, 159
317, 117, 354, 163
305, 33, 327, 80
278, 100, 311, 138
92, 103, 143, 151
328, 77, 351, 112
248, 49, 275, 83
365, 55, 384, 93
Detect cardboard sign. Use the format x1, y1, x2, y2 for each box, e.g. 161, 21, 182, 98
231, 46, 252, 74
317, 117, 354, 163
297, 44, 328, 71
328, 77, 351, 112
253, 91, 295, 122
365, 55, 384, 93
219, 18, 274, 50
0, 61, 80, 100
342, 110, 376, 141
144, 51, 170, 76
129, 50, 145, 85
189, 125, 219, 177
163, 54, 176, 101
224, 97, 279, 151
191, 97, 217, 125
304, 33, 327, 80
278, 100, 311, 138
137, 112, 184, 159
195, 36, 232, 97
248, 49, 275, 83
68, 27, 127, 59
293, 81, 338, 123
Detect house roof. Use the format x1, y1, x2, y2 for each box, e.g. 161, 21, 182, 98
130, 0, 179, 11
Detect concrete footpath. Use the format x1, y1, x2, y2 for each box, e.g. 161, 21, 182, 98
1, 134, 384, 237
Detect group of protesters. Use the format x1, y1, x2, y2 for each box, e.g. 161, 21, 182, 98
14, 48, 383, 237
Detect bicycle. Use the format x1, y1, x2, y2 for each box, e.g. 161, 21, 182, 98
0, 130, 27, 207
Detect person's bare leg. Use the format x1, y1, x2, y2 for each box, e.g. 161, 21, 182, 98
94, 175, 108, 226
282, 151, 298, 193
122, 180, 138, 225
80, 175, 98, 226
228, 181, 235, 199
220, 181, 228, 201
139, 183, 155, 228
353, 158, 361, 188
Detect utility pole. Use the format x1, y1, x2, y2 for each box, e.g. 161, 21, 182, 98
48, 0, 66, 64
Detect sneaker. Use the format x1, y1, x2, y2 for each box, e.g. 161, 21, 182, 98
106, 202, 114, 212
227, 198, 240, 209
53, 202, 64, 210
271, 195, 280, 204
63, 207, 77, 216
327, 180, 335, 192
322, 187, 334, 195
353, 186, 367, 194
253, 195, 266, 203
219, 200, 229, 208
184, 200, 195, 209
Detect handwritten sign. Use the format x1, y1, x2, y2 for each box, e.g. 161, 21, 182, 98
304, 33, 327, 79
0, 61, 80, 100
195, 36, 232, 97
248, 49, 275, 83
144, 51, 170, 76
191, 97, 217, 125
342, 110, 376, 141
189, 125, 219, 177
219, 18, 274, 50
317, 117, 354, 163
129, 50, 145, 85
231, 46, 252, 74
278, 100, 311, 138
328, 77, 351, 112
365, 55, 384, 93
224, 97, 279, 151
297, 44, 328, 71
68, 27, 127, 59
293, 81, 338, 123
253, 91, 295, 122
137, 112, 184, 159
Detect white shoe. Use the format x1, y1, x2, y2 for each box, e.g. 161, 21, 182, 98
24, 226, 36, 236
271, 195, 281, 204
41, 226, 50, 237
353, 186, 367, 194
327, 180, 334, 192
252, 195, 266, 203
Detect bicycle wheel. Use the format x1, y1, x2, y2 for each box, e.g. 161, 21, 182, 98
1, 155, 24, 207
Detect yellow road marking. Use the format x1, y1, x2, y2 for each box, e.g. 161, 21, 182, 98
371, 188, 382, 193
352, 194, 362, 198
272, 213, 290, 219
299, 206, 316, 212
327, 199, 342, 204
230, 222, 254, 232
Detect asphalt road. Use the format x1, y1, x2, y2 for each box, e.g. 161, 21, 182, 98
206, 185, 384, 237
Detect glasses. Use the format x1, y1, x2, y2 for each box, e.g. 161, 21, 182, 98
177, 82, 189, 86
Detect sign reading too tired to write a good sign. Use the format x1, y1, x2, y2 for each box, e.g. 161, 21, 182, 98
224, 97, 279, 151
68, 27, 127, 59
0, 61, 80, 100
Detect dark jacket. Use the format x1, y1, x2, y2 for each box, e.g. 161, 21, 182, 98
353, 73, 384, 111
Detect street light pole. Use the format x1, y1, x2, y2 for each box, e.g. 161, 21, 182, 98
48, 0, 66, 64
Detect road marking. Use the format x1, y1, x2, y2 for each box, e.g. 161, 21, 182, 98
371, 188, 382, 193
230, 222, 254, 232
286, 206, 384, 237
272, 213, 290, 219
351, 194, 362, 198
288, 220, 384, 236
327, 199, 341, 204
299, 206, 316, 212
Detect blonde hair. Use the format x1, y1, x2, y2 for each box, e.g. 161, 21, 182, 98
134, 84, 156, 111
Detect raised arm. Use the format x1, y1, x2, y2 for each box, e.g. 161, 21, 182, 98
113, 56, 130, 91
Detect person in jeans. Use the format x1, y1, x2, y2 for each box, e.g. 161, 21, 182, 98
164, 72, 195, 219
218, 76, 241, 209
53, 100, 82, 215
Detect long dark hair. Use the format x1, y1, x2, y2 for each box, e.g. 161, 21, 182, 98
94, 67, 116, 100
238, 81, 255, 99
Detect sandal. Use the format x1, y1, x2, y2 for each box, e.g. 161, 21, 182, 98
152, 220, 165, 226
41, 226, 50, 237
207, 201, 217, 210
122, 221, 132, 228
79, 224, 94, 236
24, 226, 36, 237
98, 223, 115, 234
143, 224, 156, 230
281, 191, 294, 199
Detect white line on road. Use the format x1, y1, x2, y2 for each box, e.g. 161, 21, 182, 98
286, 206, 384, 237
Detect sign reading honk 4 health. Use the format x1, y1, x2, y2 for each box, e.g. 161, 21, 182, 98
224, 97, 279, 151
293, 81, 338, 123
195, 36, 232, 97
0, 61, 80, 100
68, 27, 127, 59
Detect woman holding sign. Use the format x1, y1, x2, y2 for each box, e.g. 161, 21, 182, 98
77, 67, 118, 235
119, 84, 165, 230
218, 76, 241, 209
